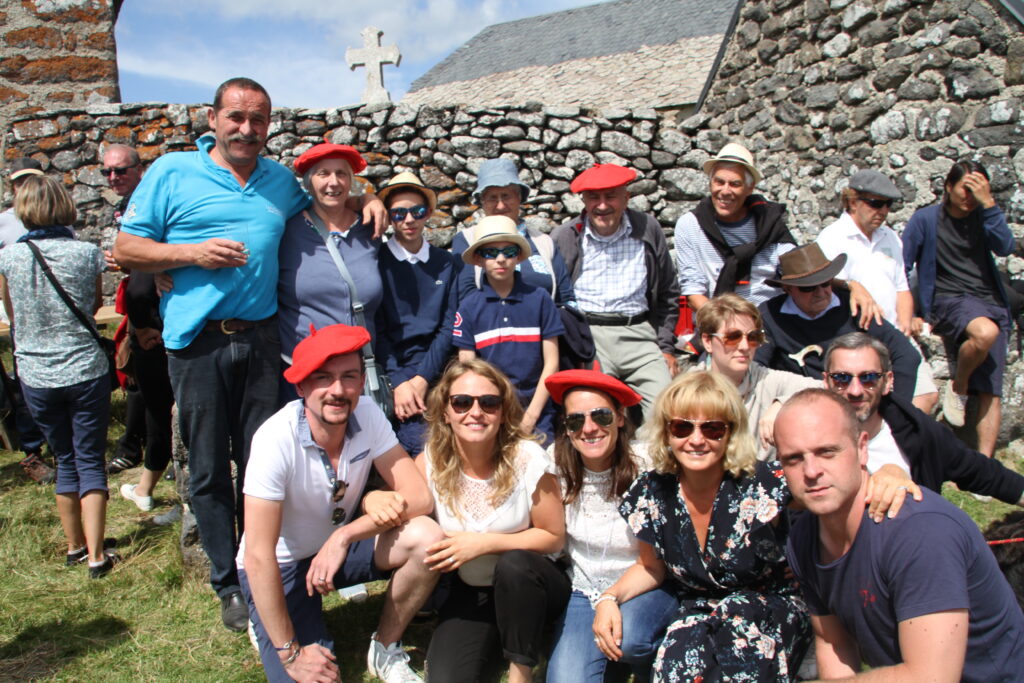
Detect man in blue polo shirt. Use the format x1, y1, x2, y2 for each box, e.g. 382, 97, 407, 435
113, 77, 311, 632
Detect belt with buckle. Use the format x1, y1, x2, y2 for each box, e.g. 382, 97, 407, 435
203, 315, 276, 335
583, 312, 647, 326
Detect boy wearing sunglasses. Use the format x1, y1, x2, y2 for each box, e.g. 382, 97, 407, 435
453, 215, 564, 443
375, 172, 458, 455
238, 323, 443, 683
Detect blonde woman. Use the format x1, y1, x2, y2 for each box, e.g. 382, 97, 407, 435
416, 359, 566, 683
595, 371, 810, 681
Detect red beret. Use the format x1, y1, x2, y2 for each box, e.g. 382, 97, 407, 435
544, 369, 641, 407
569, 164, 637, 193
294, 143, 367, 176
283, 323, 370, 384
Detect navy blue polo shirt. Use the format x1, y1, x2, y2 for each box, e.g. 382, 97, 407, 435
453, 273, 564, 401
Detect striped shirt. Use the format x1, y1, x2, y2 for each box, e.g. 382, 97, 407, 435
574, 214, 648, 315
674, 210, 794, 306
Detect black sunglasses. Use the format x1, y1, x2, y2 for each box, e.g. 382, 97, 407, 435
709, 329, 767, 348
857, 196, 893, 210
476, 245, 521, 260
449, 394, 502, 414
797, 282, 831, 293
389, 205, 429, 222
331, 479, 348, 525
564, 407, 615, 433
827, 371, 884, 388
104, 165, 138, 176
668, 418, 730, 441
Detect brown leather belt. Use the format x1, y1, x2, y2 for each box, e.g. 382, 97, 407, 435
202, 315, 276, 335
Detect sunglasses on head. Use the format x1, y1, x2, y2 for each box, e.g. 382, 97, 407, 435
389, 205, 429, 222
857, 196, 893, 210
476, 245, 521, 260
449, 394, 502, 414
709, 329, 767, 348
827, 371, 884, 388
797, 282, 831, 293
104, 165, 138, 177
668, 418, 730, 441
331, 479, 348, 525
564, 407, 615, 433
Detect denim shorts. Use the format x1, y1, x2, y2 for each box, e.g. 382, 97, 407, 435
931, 295, 1010, 395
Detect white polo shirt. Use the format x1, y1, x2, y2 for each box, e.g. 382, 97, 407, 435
816, 213, 909, 323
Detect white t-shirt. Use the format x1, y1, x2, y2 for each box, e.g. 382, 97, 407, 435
867, 420, 911, 476
236, 399, 399, 568
816, 213, 909, 323
425, 440, 553, 586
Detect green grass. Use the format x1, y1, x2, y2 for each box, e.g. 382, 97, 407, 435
0, 386, 1020, 681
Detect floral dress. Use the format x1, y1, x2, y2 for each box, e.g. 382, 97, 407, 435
619, 461, 810, 682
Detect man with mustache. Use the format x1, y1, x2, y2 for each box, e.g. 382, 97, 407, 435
755, 243, 922, 402
238, 323, 440, 683
552, 163, 679, 418
114, 78, 383, 633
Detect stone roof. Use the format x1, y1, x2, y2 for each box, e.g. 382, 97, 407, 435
404, 0, 741, 110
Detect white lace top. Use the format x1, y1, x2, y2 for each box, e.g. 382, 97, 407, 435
425, 440, 553, 587
563, 446, 653, 605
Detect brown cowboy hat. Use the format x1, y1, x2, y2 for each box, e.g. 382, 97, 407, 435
765, 243, 847, 288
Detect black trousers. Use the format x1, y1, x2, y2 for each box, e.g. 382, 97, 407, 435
426, 550, 570, 683
131, 337, 174, 473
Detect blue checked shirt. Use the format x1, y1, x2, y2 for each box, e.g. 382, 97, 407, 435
574, 214, 648, 316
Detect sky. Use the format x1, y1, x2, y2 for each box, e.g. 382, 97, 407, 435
115, 1, 598, 109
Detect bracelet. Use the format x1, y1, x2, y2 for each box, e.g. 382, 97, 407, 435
273, 639, 296, 652
595, 594, 618, 607
282, 644, 301, 668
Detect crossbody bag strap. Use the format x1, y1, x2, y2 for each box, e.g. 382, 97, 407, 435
303, 211, 382, 391
24, 240, 104, 347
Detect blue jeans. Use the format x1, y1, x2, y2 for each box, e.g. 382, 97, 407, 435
167, 322, 279, 598
21, 375, 110, 496
546, 587, 678, 683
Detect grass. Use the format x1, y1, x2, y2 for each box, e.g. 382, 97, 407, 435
0, 386, 1021, 682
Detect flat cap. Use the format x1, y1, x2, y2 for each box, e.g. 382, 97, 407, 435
848, 170, 901, 201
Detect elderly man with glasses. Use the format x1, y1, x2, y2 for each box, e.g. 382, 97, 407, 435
816, 170, 938, 415
754, 243, 923, 403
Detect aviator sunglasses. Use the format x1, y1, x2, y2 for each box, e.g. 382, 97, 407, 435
564, 407, 615, 433
668, 418, 730, 441
709, 329, 767, 348
827, 371, 884, 388
857, 196, 893, 210
331, 478, 349, 525
797, 282, 831, 293
389, 205, 429, 222
476, 245, 521, 260
449, 394, 502, 414
104, 164, 138, 177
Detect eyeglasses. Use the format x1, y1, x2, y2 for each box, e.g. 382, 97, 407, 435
857, 196, 893, 210
709, 329, 767, 348
564, 407, 615, 433
797, 282, 831, 293
667, 418, 730, 441
827, 371, 884, 388
104, 164, 138, 177
389, 205, 429, 222
449, 394, 502, 414
476, 245, 521, 260
331, 478, 348, 525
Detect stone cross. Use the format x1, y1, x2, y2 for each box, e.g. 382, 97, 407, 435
346, 26, 401, 105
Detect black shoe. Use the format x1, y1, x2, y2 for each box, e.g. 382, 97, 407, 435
107, 452, 142, 474
66, 538, 118, 566
88, 551, 121, 579
221, 591, 248, 632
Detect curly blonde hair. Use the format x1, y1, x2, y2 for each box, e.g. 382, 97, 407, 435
646, 371, 757, 478
424, 359, 529, 519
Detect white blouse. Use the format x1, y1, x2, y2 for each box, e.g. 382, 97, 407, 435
425, 440, 553, 586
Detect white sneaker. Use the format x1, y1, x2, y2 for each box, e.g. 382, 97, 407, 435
367, 634, 422, 682
942, 382, 967, 428
120, 483, 153, 512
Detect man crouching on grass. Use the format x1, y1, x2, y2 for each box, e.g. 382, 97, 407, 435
237, 323, 442, 683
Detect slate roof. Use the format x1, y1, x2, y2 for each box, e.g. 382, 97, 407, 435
409, 0, 741, 92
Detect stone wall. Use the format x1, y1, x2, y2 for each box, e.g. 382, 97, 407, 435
0, 0, 120, 127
